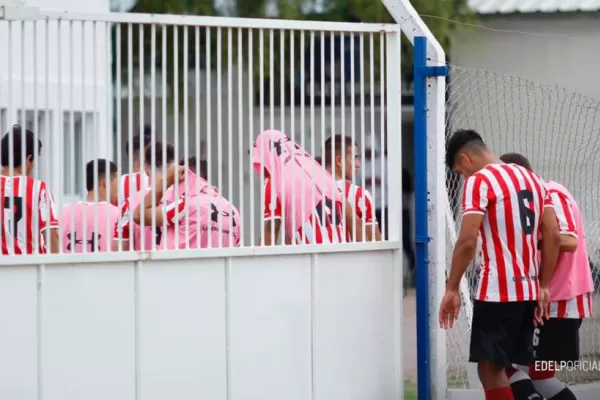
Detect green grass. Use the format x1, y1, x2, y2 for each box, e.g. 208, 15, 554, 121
404, 380, 418, 400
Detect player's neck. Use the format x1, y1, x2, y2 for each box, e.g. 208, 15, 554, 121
86, 191, 107, 203
481, 154, 503, 167
0, 166, 24, 176
327, 168, 342, 181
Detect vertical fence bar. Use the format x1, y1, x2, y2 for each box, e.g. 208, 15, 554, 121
385, 27, 403, 400
413, 35, 430, 400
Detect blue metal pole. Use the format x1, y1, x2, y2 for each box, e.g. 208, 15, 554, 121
413, 35, 431, 400
413, 36, 447, 400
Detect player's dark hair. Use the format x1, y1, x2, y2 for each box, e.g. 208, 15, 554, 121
144, 141, 175, 168
323, 135, 355, 169
179, 156, 207, 180
445, 129, 487, 169
125, 132, 152, 156
314, 156, 322, 165
0, 125, 42, 167
499, 153, 533, 171
86, 159, 118, 192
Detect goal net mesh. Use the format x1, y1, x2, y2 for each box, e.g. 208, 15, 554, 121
444, 66, 600, 388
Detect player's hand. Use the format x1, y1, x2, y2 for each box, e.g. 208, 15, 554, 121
166, 163, 186, 187
534, 286, 550, 327
439, 289, 461, 329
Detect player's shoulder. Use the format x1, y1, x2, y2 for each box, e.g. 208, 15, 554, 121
545, 180, 571, 196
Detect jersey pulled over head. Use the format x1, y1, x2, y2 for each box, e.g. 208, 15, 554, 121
252, 129, 342, 232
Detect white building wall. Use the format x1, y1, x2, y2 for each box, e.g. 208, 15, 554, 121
451, 14, 600, 99
450, 13, 600, 257
0, 0, 111, 207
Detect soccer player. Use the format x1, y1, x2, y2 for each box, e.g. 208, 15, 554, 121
118, 131, 151, 205
253, 129, 363, 245
62, 159, 120, 253
115, 141, 176, 251
0, 125, 60, 254
180, 156, 208, 180
134, 147, 241, 249
500, 152, 593, 400
322, 134, 381, 241
439, 129, 561, 400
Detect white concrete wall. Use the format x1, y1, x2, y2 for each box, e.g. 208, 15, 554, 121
0, 247, 404, 400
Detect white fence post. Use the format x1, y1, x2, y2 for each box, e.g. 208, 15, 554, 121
381, 1, 447, 399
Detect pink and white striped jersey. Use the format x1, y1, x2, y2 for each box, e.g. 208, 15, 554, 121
0, 175, 59, 255
544, 180, 594, 319
118, 172, 150, 206
61, 201, 120, 253
336, 179, 376, 240
263, 177, 344, 244
462, 163, 552, 302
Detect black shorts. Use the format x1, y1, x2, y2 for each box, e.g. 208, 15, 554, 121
533, 318, 582, 363
469, 300, 537, 367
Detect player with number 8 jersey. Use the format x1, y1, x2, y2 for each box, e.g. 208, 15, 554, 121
254, 130, 364, 245
0, 125, 60, 255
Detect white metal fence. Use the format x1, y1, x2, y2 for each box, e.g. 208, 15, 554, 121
0, 14, 401, 254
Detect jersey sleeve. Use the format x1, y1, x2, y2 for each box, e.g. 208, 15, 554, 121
263, 178, 282, 220
461, 174, 489, 216
38, 182, 59, 231
549, 190, 577, 238
163, 196, 187, 226
113, 200, 132, 241
543, 190, 554, 209
357, 187, 376, 225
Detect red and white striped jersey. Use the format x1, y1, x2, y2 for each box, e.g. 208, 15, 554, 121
263, 177, 344, 244
336, 179, 376, 241
118, 172, 150, 206
462, 163, 552, 302
0, 175, 59, 255
549, 292, 593, 319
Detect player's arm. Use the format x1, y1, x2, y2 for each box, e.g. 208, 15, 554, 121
262, 178, 282, 246
344, 200, 364, 242
134, 165, 185, 226
113, 201, 132, 251
539, 201, 561, 288
263, 219, 281, 246
550, 190, 578, 252
38, 183, 61, 254
446, 175, 486, 292
359, 188, 381, 241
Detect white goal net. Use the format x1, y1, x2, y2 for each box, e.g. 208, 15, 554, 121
445, 66, 600, 388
